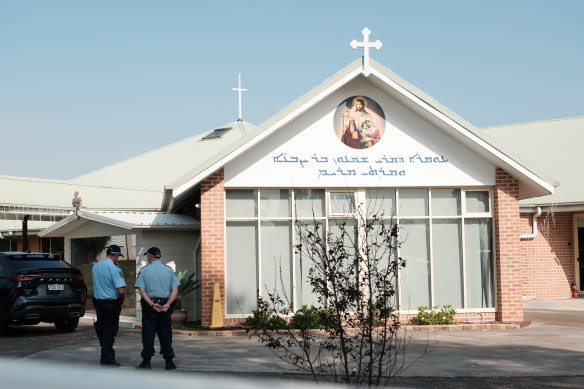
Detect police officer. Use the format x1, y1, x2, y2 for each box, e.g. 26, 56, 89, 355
92, 244, 126, 366
135, 247, 179, 370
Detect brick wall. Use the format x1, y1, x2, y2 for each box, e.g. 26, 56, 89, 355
520, 210, 575, 299
494, 168, 523, 321
200, 169, 226, 327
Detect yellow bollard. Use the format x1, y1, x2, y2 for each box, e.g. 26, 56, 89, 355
210, 282, 224, 328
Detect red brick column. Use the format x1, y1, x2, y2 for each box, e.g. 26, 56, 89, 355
200, 169, 225, 327
494, 168, 523, 322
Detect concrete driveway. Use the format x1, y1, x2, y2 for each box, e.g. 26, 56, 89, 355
2, 298, 584, 388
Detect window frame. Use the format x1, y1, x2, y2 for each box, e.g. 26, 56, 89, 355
224, 187, 496, 318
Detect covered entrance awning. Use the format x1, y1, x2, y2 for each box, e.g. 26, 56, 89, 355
39, 210, 200, 238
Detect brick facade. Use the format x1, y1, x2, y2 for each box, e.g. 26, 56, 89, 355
520, 210, 576, 299
198, 166, 571, 326
494, 168, 523, 322
200, 168, 227, 327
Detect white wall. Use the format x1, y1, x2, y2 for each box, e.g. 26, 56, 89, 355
225, 77, 495, 188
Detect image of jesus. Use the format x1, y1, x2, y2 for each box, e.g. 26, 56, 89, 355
334, 96, 385, 149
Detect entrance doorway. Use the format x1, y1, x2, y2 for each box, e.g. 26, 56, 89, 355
576, 216, 584, 290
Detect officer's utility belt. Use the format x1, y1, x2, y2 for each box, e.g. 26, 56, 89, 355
150, 297, 169, 305
94, 299, 119, 304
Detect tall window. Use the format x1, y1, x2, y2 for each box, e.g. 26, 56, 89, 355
225, 188, 494, 315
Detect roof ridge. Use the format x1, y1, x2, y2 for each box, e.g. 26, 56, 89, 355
0, 175, 161, 193
481, 115, 584, 130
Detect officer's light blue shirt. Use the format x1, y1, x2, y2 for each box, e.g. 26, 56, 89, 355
92, 258, 126, 299
135, 260, 180, 298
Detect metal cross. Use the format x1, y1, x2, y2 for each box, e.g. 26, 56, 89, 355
350, 27, 382, 77
232, 73, 248, 121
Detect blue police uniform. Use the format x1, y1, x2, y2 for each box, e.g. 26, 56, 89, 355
135, 259, 180, 362
92, 256, 126, 365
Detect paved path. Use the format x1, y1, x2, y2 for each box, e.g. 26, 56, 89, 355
16, 322, 584, 377
2, 298, 583, 388
14, 298, 584, 378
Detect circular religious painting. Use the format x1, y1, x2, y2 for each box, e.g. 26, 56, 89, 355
333, 96, 386, 149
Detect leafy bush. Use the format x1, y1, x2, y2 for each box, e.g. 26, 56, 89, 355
175, 270, 200, 310
367, 296, 396, 326
292, 305, 323, 330
177, 270, 200, 297
243, 303, 287, 330
317, 306, 341, 329
409, 305, 456, 325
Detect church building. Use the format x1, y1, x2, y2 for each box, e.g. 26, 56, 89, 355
6, 29, 584, 327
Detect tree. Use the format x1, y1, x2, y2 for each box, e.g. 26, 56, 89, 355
246, 203, 411, 386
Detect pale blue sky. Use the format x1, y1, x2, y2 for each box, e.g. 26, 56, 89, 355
1, 0, 582, 179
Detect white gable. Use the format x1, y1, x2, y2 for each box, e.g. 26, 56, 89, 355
225, 77, 494, 188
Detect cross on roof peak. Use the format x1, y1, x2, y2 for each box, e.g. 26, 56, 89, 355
232, 73, 248, 121
350, 27, 382, 77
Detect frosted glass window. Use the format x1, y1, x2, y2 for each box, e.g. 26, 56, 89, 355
226, 221, 257, 314
295, 189, 325, 218
367, 220, 398, 301
329, 219, 359, 309
466, 191, 490, 213
464, 219, 494, 308
260, 221, 292, 302
366, 189, 396, 218
226, 190, 257, 218
399, 189, 428, 217
399, 220, 430, 310
294, 221, 325, 308
432, 219, 463, 308
260, 189, 291, 218
431, 189, 460, 216
329, 219, 359, 259
330, 192, 356, 214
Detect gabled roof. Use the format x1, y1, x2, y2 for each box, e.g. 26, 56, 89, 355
71, 120, 255, 193
40, 210, 200, 238
481, 116, 584, 209
0, 175, 162, 213
163, 58, 555, 210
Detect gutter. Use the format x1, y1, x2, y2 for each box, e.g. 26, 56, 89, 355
520, 206, 542, 240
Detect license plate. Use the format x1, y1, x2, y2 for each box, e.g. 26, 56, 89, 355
48, 284, 64, 291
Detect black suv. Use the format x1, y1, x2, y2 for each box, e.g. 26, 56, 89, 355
0, 252, 87, 334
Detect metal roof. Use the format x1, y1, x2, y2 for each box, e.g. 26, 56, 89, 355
0, 220, 56, 237
480, 116, 584, 209
71, 120, 255, 192
163, 59, 555, 210
40, 210, 200, 237
0, 175, 163, 214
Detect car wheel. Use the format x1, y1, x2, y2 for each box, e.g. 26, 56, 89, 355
54, 317, 79, 332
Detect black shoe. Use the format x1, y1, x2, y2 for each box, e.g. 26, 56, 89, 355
136, 359, 151, 369
165, 359, 176, 370
100, 360, 121, 367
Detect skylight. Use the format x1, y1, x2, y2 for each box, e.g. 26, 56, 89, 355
202, 127, 231, 140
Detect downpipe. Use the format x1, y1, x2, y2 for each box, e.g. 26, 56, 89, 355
520, 207, 542, 239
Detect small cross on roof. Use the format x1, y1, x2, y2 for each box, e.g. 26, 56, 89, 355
232, 73, 248, 121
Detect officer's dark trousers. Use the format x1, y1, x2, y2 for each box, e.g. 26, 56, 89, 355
141, 302, 175, 360
94, 300, 121, 363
